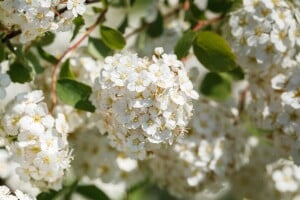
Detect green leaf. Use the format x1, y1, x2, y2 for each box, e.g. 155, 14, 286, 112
200, 72, 231, 100
7, 61, 32, 83
25, 51, 44, 74
224, 66, 244, 81
100, 25, 126, 50
59, 59, 75, 79
146, 11, 163, 38
71, 15, 85, 41
37, 190, 60, 200
193, 31, 237, 72
190, 3, 205, 19
92, 6, 104, 13
0, 41, 6, 61
130, 0, 136, 6
101, 0, 108, 8
64, 179, 79, 200
118, 16, 128, 33
37, 32, 56, 46
127, 178, 149, 194
76, 185, 110, 200
88, 37, 111, 59
37, 190, 61, 200
56, 78, 95, 112
207, 0, 234, 13
174, 30, 196, 59
229, 0, 243, 12
74, 100, 96, 112
37, 46, 58, 64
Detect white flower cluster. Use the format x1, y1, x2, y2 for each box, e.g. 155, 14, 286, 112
91, 47, 198, 159
226, 0, 299, 73
0, 90, 72, 190
0, 185, 34, 200
0, 0, 86, 43
269, 68, 300, 136
148, 98, 253, 198
70, 127, 145, 186
224, 0, 300, 163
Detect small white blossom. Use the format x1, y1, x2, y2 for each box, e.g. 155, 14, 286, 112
0, 185, 34, 200
67, 0, 86, 17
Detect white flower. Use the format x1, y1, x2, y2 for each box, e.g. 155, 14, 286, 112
268, 159, 300, 194
0, 185, 34, 200
270, 25, 292, 52
281, 91, 300, 109
271, 74, 287, 90
272, 167, 298, 192
55, 113, 69, 134
154, 47, 164, 55
245, 20, 271, 46
39, 0, 52, 8
67, 0, 86, 17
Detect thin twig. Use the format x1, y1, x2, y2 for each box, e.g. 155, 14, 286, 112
124, 6, 182, 39
50, 8, 108, 112
192, 13, 225, 32
2, 30, 22, 43
238, 86, 249, 115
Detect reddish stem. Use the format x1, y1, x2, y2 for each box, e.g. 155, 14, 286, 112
192, 14, 225, 32
50, 8, 108, 112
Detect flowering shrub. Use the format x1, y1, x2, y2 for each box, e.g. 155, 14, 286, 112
1, 0, 300, 200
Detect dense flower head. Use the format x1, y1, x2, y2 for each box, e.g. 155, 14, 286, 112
0, 90, 72, 190
245, 65, 300, 162
0, 0, 86, 43
225, 0, 300, 165
90, 47, 198, 160
148, 97, 253, 198
226, 0, 299, 73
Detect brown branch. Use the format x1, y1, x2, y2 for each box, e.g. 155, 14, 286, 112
125, 6, 182, 39
192, 13, 225, 32
2, 30, 22, 43
50, 8, 108, 112
238, 86, 249, 115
